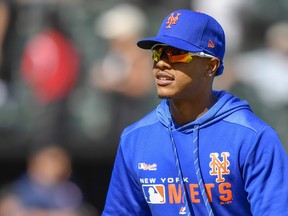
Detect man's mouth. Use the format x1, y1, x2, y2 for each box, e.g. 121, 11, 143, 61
155, 71, 174, 85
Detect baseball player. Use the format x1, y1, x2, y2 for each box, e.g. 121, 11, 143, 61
102, 9, 288, 216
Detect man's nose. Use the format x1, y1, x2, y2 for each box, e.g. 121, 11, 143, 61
155, 57, 171, 69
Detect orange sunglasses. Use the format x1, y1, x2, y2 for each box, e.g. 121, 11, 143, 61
151, 44, 215, 63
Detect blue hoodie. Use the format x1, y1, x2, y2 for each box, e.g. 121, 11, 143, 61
102, 91, 288, 216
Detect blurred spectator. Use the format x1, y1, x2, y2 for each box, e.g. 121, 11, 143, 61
92, 3, 153, 97
20, 28, 80, 104
230, 21, 288, 152
0, 145, 98, 216
89, 3, 158, 139
19, 7, 80, 146
241, 0, 288, 50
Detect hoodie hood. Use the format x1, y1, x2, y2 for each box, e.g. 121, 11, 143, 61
156, 90, 251, 133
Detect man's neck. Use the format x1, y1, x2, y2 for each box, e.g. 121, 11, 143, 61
169, 93, 217, 126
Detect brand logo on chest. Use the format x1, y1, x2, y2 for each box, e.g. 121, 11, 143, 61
138, 162, 157, 171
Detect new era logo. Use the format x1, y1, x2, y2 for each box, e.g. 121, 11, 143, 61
208, 40, 215, 48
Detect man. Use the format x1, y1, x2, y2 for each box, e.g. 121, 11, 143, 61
102, 10, 288, 216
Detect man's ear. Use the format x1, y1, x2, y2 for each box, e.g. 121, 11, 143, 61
206, 57, 220, 77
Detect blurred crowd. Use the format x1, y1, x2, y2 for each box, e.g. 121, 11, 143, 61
0, 0, 287, 214
0, 145, 98, 216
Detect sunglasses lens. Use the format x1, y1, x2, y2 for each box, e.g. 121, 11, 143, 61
152, 47, 192, 63
152, 49, 161, 62
170, 54, 193, 63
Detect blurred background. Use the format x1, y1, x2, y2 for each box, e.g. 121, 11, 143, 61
0, 0, 287, 215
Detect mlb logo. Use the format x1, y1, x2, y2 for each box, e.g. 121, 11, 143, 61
142, 184, 165, 204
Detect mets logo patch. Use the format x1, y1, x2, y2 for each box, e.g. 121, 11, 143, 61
209, 152, 230, 183
142, 184, 165, 204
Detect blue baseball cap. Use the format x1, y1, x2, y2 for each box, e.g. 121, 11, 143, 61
137, 10, 225, 75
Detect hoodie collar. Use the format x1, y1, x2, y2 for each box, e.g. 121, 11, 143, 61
156, 90, 251, 133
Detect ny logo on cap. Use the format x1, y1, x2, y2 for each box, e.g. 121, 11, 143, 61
166, 12, 181, 29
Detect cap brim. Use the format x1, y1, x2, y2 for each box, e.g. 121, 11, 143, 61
137, 35, 203, 53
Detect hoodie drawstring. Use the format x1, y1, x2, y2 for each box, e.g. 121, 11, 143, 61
169, 122, 214, 216
192, 126, 214, 216
169, 122, 194, 216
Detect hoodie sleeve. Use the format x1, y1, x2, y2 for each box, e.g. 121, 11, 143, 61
243, 126, 288, 216
102, 141, 151, 216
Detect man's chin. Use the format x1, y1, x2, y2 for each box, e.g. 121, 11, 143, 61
156, 89, 173, 99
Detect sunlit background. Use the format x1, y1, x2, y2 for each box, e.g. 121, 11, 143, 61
0, 0, 287, 214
